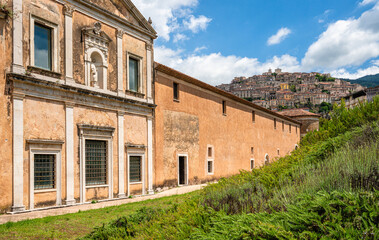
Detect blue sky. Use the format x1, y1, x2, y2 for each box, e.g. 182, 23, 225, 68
134, 0, 379, 85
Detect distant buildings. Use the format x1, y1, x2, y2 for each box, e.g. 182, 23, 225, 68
217, 69, 364, 111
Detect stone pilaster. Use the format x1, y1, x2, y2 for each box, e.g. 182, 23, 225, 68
65, 102, 75, 205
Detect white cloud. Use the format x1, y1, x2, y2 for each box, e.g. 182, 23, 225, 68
184, 15, 212, 33
267, 27, 291, 45
359, 0, 378, 6
173, 33, 189, 43
330, 65, 379, 79
194, 46, 207, 53
302, 2, 379, 70
155, 45, 300, 86
132, 0, 198, 41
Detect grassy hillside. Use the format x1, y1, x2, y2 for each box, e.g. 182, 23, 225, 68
83, 97, 379, 239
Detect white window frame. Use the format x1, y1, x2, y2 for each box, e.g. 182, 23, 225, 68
177, 153, 189, 186
30, 15, 59, 72
127, 149, 146, 196
250, 158, 255, 170
126, 52, 143, 94
264, 153, 270, 165
206, 145, 214, 175
78, 125, 114, 203
28, 140, 63, 210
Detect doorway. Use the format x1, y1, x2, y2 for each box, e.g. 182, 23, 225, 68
178, 155, 188, 185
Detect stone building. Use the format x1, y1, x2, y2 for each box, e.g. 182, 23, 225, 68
278, 109, 320, 138
0, 0, 300, 213
154, 63, 300, 187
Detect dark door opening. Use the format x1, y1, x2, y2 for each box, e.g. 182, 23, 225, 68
178, 156, 187, 185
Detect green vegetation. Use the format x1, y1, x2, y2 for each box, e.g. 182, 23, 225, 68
82, 97, 378, 239
316, 74, 335, 82
290, 84, 296, 92
0, 194, 196, 239
317, 101, 332, 114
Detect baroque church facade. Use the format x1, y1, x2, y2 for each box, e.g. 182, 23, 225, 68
0, 0, 300, 213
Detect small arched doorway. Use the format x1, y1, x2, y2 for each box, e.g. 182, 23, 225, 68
264, 154, 270, 165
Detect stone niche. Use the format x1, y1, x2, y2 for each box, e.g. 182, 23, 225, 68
82, 22, 111, 90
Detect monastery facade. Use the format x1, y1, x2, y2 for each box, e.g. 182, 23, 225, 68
0, 0, 300, 213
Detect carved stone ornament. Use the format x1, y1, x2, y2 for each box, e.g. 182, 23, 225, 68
117, 29, 124, 38
145, 42, 152, 51
63, 4, 74, 17
82, 22, 112, 89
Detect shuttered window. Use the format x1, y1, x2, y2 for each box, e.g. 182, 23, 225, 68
130, 156, 142, 183
85, 140, 107, 186
34, 154, 55, 189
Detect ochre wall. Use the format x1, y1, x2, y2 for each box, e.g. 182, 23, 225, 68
154, 71, 301, 188
0, 12, 14, 212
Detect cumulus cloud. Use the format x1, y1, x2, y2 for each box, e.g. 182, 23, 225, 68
184, 15, 212, 33
359, 0, 378, 6
302, 2, 379, 70
132, 0, 198, 41
155, 45, 300, 86
173, 33, 189, 43
267, 27, 291, 45
330, 65, 379, 79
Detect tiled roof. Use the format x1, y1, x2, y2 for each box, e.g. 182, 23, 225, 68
278, 109, 320, 117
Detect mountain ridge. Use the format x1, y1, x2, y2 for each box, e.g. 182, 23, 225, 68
341, 73, 379, 88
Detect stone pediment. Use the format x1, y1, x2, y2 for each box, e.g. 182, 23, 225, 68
83, 0, 156, 36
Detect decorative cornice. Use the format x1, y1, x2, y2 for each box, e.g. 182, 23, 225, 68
13, 92, 25, 100
26, 139, 65, 145
65, 101, 75, 108
63, 4, 75, 17
125, 143, 146, 149
117, 111, 125, 116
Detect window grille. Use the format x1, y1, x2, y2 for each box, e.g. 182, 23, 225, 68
34, 154, 55, 190
207, 160, 213, 173
130, 156, 142, 182
85, 140, 107, 186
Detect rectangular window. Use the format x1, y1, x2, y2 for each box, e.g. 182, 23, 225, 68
289, 124, 292, 133
85, 140, 107, 186
251, 147, 254, 155
207, 161, 213, 174
173, 82, 179, 100
282, 121, 284, 131
274, 118, 277, 129
250, 159, 255, 170
296, 126, 298, 134
34, 23, 52, 70
252, 111, 255, 123
277, 149, 280, 155
130, 156, 142, 183
208, 146, 213, 158
34, 154, 55, 190
129, 58, 139, 92
222, 101, 226, 115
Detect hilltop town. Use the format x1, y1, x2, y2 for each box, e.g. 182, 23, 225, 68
216, 68, 364, 111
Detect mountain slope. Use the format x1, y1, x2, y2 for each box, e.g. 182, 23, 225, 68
343, 73, 379, 88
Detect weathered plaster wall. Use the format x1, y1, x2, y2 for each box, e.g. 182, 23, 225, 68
0, 13, 14, 213
294, 116, 319, 137
154, 72, 301, 187
22, 0, 65, 78
23, 98, 66, 208
122, 34, 147, 95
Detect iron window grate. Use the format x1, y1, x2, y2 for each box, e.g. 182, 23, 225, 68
34, 154, 55, 190
130, 156, 142, 182
85, 140, 107, 186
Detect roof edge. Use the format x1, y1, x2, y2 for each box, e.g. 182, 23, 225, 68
154, 62, 301, 125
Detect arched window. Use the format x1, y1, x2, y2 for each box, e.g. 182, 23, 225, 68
294, 144, 299, 150
264, 154, 270, 165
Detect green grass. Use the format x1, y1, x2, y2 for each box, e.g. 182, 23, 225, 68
0, 192, 198, 239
